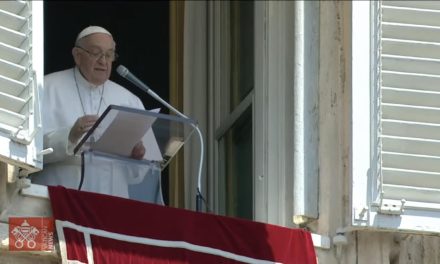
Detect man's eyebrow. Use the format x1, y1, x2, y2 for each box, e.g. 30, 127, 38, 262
86, 45, 115, 51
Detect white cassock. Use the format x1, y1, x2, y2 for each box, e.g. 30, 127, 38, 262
31, 67, 150, 198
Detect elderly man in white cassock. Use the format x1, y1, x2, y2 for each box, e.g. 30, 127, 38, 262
32, 26, 148, 198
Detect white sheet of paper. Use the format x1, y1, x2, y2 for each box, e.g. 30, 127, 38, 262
92, 108, 162, 161
142, 128, 163, 161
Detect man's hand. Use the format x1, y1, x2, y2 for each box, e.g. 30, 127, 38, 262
131, 141, 145, 160
69, 115, 99, 143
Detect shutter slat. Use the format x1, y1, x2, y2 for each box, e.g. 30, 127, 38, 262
0, 58, 26, 80
0, 75, 26, 97
382, 104, 440, 124
383, 184, 440, 204
383, 167, 440, 189
383, 71, 440, 92
0, 42, 27, 65
382, 23, 440, 43
383, 6, 440, 27
383, 120, 440, 140
0, 108, 25, 127
0, 92, 26, 112
0, 26, 26, 47
382, 152, 440, 173
384, 1, 440, 11
0, 9, 26, 32
382, 39, 440, 59
382, 55, 440, 75
382, 136, 440, 157
0, 1, 27, 15
382, 87, 440, 108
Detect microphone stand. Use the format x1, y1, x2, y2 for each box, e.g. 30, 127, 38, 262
117, 66, 205, 212
145, 89, 205, 212
151, 92, 205, 212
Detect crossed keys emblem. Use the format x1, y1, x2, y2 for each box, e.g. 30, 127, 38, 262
11, 220, 40, 249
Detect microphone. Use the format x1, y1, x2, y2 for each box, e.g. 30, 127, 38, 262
117, 65, 149, 93
117, 65, 168, 110
117, 65, 205, 212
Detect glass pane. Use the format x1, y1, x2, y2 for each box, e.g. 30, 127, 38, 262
230, 1, 254, 111
222, 106, 253, 219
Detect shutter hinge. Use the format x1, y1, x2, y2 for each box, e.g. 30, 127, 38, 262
378, 199, 406, 215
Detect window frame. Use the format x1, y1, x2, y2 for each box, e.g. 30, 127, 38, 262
209, 0, 256, 218
206, 1, 297, 225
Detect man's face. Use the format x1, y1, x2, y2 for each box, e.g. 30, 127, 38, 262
73, 33, 116, 86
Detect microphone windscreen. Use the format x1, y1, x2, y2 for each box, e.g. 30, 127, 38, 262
116, 65, 129, 77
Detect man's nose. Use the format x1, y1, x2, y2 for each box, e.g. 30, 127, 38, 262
97, 54, 109, 63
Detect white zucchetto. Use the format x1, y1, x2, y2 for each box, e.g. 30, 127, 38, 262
76, 26, 112, 42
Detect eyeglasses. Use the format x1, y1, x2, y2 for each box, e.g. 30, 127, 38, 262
76, 46, 119, 62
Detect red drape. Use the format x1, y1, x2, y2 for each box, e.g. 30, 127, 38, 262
49, 186, 317, 264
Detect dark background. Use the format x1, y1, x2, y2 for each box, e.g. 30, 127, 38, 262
44, 1, 169, 111
44, 1, 170, 203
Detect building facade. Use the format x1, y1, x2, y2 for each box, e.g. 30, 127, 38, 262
1, 1, 440, 263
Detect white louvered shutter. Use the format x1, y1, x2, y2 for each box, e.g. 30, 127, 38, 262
352, 0, 440, 234
0, 1, 43, 173
380, 1, 440, 211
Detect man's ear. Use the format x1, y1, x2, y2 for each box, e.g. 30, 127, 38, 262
72, 47, 80, 65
